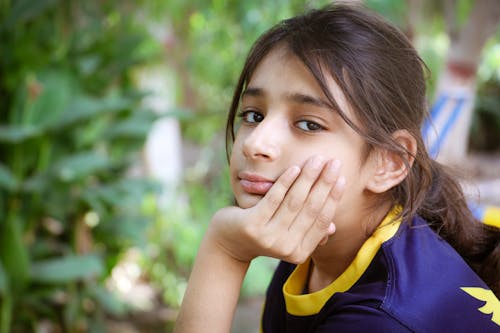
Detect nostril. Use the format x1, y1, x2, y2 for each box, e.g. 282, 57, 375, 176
243, 137, 279, 160
241, 117, 282, 160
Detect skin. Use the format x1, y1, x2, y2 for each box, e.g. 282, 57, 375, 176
175, 46, 415, 332
230, 46, 393, 286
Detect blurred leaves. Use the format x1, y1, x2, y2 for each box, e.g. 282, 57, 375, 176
470, 77, 500, 151
31, 255, 104, 283
0, 263, 7, 296
0, 125, 41, 143
88, 284, 127, 316
142, 0, 500, 313
5, 0, 60, 27
0, 218, 30, 292
55, 152, 111, 182
0, 164, 18, 191
143, 0, 331, 144
2, 2, 499, 331
0, 1, 160, 332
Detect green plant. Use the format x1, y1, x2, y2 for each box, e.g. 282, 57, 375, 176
0, 1, 160, 331
470, 42, 500, 152
470, 77, 500, 152
133, 0, 500, 318
138, 2, 335, 310
141, 149, 233, 307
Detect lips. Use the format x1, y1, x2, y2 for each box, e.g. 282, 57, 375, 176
238, 172, 274, 195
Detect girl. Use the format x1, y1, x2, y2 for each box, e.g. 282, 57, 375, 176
175, 4, 500, 332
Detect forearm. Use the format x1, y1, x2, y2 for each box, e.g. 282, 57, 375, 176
174, 230, 250, 333
174, 159, 342, 331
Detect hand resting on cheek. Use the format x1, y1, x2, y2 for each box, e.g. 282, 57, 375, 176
207, 156, 346, 264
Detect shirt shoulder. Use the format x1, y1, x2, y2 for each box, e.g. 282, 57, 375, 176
381, 216, 499, 331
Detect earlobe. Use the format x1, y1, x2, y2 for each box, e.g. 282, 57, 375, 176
366, 130, 417, 193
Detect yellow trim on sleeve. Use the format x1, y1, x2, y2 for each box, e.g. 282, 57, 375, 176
484, 206, 500, 229
461, 287, 500, 326
283, 208, 402, 316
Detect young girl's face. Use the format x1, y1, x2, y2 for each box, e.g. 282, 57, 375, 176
229, 46, 379, 231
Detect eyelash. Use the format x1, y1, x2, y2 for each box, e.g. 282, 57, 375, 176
237, 110, 325, 132
296, 120, 324, 132
238, 110, 264, 123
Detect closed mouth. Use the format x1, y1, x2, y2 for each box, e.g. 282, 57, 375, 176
238, 172, 274, 195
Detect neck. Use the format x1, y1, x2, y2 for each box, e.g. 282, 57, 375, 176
308, 203, 391, 293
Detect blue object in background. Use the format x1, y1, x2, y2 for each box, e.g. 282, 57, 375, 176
425, 92, 500, 228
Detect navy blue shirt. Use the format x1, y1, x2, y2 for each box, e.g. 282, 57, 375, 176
261, 214, 500, 332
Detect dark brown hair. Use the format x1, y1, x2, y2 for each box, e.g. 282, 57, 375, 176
225, 4, 499, 295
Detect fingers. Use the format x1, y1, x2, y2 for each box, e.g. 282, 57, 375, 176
269, 156, 329, 229
288, 159, 342, 233
283, 159, 345, 261
248, 155, 346, 263
318, 223, 336, 246
300, 175, 345, 253
254, 165, 301, 221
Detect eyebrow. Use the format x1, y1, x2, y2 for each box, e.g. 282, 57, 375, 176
242, 87, 332, 109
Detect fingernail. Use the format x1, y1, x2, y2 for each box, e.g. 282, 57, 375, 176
311, 155, 324, 169
337, 176, 346, 189
289, 165, 301, 177
325, 160, 341, 178
283, 166, 301, 183
330, 159, 341, 171
328, 223, 336, 234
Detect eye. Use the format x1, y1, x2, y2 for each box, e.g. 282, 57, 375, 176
238, 110, 264, 124
296, 120, 324, 132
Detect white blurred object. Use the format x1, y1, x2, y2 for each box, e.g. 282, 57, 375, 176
138, 66, 183, 202
145, 116, 182, 186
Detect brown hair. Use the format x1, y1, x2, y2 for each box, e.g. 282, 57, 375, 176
225, 4, 499, 295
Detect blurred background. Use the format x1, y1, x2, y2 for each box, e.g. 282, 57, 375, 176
1, 0, 499, 332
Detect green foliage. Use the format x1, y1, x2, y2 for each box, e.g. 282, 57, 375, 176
470, 41, 500, 152
141, 149, 233, 307
242, 257, 279, 297
470, 78, 500, 152
138, 1, 334, 309
4, 2, 493, 327
0, 1, 160, 331
31, 255, 103, 283
146, 1, 500, 314
144, 0, 331, 144
365, 0, 408, 27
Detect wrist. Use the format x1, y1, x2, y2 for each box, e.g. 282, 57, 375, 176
203, 224, 253, 267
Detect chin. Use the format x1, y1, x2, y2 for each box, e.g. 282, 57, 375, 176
235, 193, 263, 209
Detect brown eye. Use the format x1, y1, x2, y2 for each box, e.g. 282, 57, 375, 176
238, 110, 264, 123
297, 120, 323, 132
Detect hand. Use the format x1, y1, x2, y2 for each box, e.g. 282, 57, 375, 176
208, 156, 346, 264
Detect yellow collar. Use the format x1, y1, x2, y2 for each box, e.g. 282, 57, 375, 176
283, 208, 402, 316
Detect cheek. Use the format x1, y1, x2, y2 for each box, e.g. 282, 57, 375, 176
229, 139, 244, 189
230, 129, 246, 157
229, 139, 243, 172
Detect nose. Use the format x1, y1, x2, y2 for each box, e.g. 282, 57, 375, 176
242, 116, 282, 161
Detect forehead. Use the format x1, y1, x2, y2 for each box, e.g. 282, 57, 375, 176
246, 47, 324, 99
245, 46, 353, 118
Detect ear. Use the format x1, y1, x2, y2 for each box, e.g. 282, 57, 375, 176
366, 130, 417, 194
